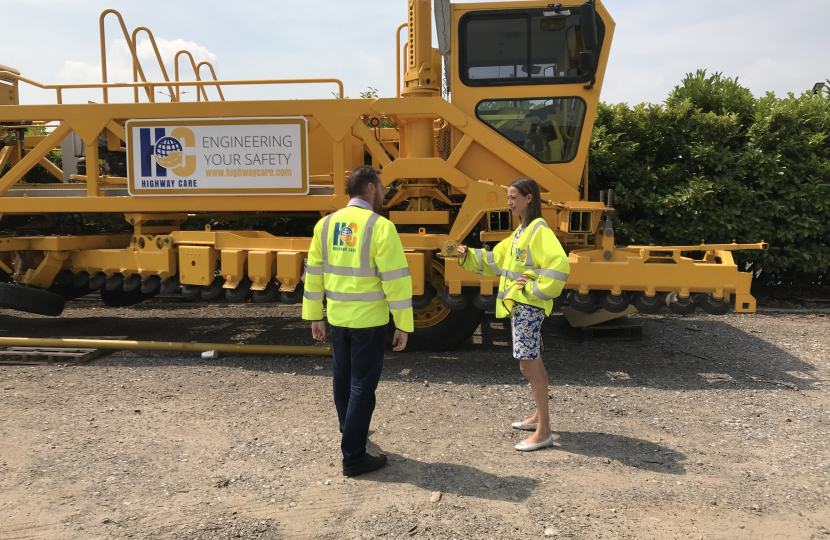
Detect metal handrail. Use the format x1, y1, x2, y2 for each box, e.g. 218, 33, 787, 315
396, 23, 409, 98
130, 27, 178, 103
99, 9, 151, 103
197, 61, 225, 101
0, 71, 345, 103
174, 50, 210, 102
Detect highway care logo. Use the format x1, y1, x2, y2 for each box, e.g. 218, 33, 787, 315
332, 222, 358, 252
138, 127, 198, 188
515, 248, 527, 263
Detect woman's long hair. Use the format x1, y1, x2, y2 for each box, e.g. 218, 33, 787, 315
509, 177, 542, 227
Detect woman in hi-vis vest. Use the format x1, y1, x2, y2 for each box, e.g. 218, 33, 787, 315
457, 178, 570, 451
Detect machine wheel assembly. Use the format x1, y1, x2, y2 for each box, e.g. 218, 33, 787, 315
225, 277, 252, 303
599, 291, 630, 313
159, 276, 181, 295
140, 276, 161, 294
697, 293, 731, 315
280, 283, 304, 304
181, 285, 202, 301
411, 283, 436, 310
471, 293, 496, 311
0, 282, 66, 316
440, 288, 470, 310
122, 274, 142, 292
632, 292, 663, 314
252, 282, 280, 303
88, 272, 107, 291
566, 290, 598, 312
201, 277, 226, 300
100, 286, 157, 307
666, 292, 697, 315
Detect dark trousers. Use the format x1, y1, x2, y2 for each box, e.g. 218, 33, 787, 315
328, 324, 386, 468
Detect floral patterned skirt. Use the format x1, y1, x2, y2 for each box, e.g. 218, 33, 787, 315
511, 302, 545, 360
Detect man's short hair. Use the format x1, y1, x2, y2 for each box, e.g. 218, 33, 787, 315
346, 165, 382, 198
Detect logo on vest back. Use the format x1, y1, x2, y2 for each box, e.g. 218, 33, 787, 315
333, 222, 359, 252
515, 248, 527, 263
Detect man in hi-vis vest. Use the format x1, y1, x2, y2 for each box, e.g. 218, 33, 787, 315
303, 165, 414, 477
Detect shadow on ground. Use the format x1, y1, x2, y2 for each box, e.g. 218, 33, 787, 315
553, 431, 686, 474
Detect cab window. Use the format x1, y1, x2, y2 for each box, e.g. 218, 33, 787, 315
460, 8, 602, 86
476, 98, 587, 163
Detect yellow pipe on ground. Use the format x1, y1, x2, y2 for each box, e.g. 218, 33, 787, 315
0, 337, 331, 357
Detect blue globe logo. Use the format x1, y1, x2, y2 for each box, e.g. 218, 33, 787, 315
154, 136, 184, 168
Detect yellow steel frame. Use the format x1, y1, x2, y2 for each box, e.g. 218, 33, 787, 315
0, 2, 766, 316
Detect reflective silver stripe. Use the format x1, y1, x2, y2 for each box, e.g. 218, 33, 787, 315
387, 298, 413, 310
321, 214, 334, 267
473, 248, 484, 274
524, 220, 549, 270
303, 290, 325, 301
305, 265, 324, 276
380, 267, 411, 281
536, 268, 569, 282
504, 270, 524, 280
325, 264, 379, 278
325, 290, 386, 302
532, 280, 554, 300
497, 291, 507, 299
486, 251, 501, 276
360, 213, 381, 270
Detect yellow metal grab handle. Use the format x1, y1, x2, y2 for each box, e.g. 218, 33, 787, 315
0, 337, 332, 357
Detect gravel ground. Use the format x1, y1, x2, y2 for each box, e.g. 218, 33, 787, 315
0, 301, 828, 540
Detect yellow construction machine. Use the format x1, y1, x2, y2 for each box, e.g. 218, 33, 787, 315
0, 1, 766, 349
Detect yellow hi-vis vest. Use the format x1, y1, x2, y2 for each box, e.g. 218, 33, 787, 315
460, 217, 570, 318
302, 206, 414, 332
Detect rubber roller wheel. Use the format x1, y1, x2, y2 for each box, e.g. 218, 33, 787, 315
225, 277, 252, 303
412, 283, 437, 310
280, 283, 304, 304
72, 271, 90, 289
666, 292, 697, 315
471, 293, 496, 311
181, 285, 202, 301
105, 274, 124, 291
88, 272, 107, 291
697, 292, 731, 315
632, 292, 663, 314
140, 275, 161, 294
201, 276, 226, 301
599, 291, 630, 313
553, 295, 565, 310
159, 276, 181, 295
440, 288, 470, 311
0, 282, 65, 316
566, 290, 598, 313
252, 281, 281, 303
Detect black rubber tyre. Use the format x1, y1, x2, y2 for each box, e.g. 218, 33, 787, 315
440, 288, 470, 310
52, 270, 74, 288
140, 275, 161, 294
553, 295, 565, 310
225, 277, 252, 303
280, 283, 304, 304
412, 283, 437, 310
406, 302, 484, 351
201, 277, 226, 300
123, 274, 142, 293
159, 276, 181, 295
181, 285, 202, 301
105, 274, 124, 291
0, 282, 65, 316
72, 272, 90, 289
472, 293, 496, 311
252, 282, 281, 303
632, 292, 663, 314
100, 286, 157, 307
666, 292, 697, 315
566, 290, 598, 312
697, 293, 732, 315
88, 272, 107, 291
599, 291, 630, 313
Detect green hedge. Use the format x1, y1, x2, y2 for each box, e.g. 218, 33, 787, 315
589, 70, 830, 286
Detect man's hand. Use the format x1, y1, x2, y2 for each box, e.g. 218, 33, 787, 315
392, 329, 408, 351
456, 245, 468, 258
311, 321, 327, 343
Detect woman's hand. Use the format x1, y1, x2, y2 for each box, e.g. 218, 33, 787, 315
515, 274, 531, 288
457, 245, 468, 258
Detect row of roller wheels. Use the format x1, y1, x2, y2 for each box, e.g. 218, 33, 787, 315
437, 287, 732, 316
49, 270, 304, 307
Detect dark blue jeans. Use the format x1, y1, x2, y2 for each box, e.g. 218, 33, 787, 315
328, 324, 386, 468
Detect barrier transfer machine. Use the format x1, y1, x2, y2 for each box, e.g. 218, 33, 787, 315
0, 1, 766, 349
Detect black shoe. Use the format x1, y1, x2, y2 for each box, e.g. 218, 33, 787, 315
342, 453, 388, 477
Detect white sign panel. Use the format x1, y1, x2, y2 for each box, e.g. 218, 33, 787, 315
126, 117, 308, 196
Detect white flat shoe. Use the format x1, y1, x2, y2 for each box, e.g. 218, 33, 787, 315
511, 422, 551, 431
514, 435, 554, 452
